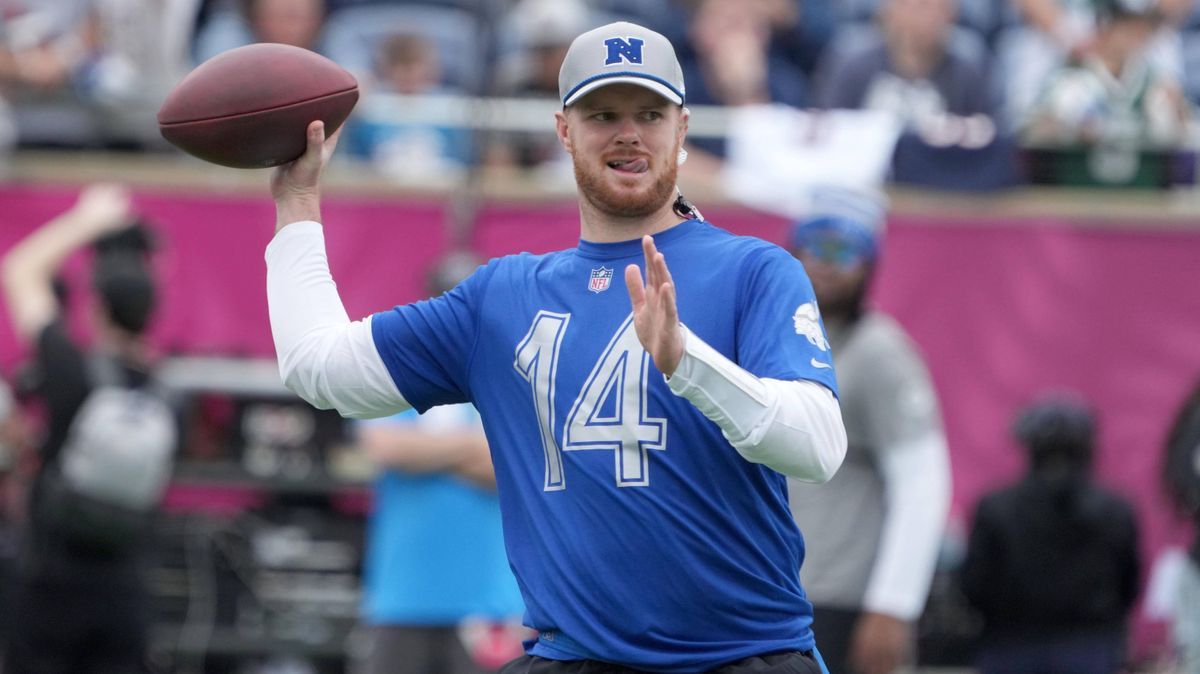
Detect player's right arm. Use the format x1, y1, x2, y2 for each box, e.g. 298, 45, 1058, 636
271, 121, 339, 233
266, 121, 410, 419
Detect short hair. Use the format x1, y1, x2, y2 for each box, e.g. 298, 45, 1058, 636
1013, 394, 1096, 472
91, 224, 158, 336
377, 33, 436, 71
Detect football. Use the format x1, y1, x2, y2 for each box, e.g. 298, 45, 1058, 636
157, 43, 359, 169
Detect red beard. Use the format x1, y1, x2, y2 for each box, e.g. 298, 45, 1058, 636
573, 145, 679, 219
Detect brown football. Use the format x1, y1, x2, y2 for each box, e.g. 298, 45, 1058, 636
158, 43, 359, 169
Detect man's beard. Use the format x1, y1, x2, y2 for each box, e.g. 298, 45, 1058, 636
814, 268, 872, 322
573, 145, 679, 219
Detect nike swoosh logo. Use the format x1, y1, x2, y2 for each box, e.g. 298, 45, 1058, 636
811, 358, 832, 369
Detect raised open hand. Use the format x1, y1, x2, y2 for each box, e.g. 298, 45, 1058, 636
625, 235, 684, 377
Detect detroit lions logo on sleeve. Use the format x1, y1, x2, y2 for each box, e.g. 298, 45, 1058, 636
793, 302, 829, 351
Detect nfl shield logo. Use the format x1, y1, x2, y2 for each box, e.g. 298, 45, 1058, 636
588, 267, 613, 293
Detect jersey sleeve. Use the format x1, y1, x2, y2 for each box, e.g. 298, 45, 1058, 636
734, 245, 839, 396
859, 329, 943, 450
370, 262, 492, 412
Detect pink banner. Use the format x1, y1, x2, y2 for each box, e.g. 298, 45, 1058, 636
873, 213, 1200, 655
2, 185, 1197, 657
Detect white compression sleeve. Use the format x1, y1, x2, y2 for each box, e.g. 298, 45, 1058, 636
665, 325, 847, 482
265, 221, 410, 419
862, 431, 952, 620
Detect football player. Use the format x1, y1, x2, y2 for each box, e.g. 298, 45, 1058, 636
266, 22, 846, 674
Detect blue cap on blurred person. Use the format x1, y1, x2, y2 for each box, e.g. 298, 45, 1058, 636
790, 215, 880, 269
790, 186, 887, 269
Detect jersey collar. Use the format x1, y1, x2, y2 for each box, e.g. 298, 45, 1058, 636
575, 219, 702, 260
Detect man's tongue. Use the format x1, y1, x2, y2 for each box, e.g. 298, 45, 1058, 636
611, 158, 648, 174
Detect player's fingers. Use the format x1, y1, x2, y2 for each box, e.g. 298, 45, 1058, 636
653, 252, 671, 292
306, 120, 325, 153
651, 253, 671, 310
321, 124, 344, 161
624, 264, 645, 310
642, 236, 659, 288
661, 281, 678, 325
658, 249, 675, 288
288, 120, 323, 174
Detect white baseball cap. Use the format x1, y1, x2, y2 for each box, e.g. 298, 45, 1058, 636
558, 21, 685, 107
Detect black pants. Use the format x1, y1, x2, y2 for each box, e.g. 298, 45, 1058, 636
3, 576, 148, 674
351, 625, 492, 674
499, 650, 826, 674
810, 606, 860, 674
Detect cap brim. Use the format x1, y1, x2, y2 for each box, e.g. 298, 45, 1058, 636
563, 75, 683, 107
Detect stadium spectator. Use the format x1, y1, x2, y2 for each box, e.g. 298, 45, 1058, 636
1021, 0, 1193, 186
787, 190, 952, 674
655, 0, 836, 81
76, 0, 200, 146
998, 0, 1192, 126
762, 0, 840, 78
342, 32, 474, 183
0, 5, 74, 90
351, 251, 526, 674
1, 0, 199, 149
194, 0, 327, 64
813, 0, 1019, 189
487, 0, 588, 180
1, 184, 173, 674
671, 0, 812, 166
497, 0, 588, 97
961, 394, 1140, 674
1162, 379, 1200, 674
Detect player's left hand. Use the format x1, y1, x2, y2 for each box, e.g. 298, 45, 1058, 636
849, 612, 912, 674
626, 235, 684, 377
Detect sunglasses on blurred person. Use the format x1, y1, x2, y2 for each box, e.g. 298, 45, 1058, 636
790, 216, 878, 270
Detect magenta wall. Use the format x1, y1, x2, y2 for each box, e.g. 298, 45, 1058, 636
2, 185, 1197, 657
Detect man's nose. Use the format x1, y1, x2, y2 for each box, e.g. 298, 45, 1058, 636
614, 119, 640, 144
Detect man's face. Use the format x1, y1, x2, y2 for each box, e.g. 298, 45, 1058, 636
252, 0, 324, 49
883, 0, 956, 51
1101, 16, 1158, 62
555, 84, 687, 219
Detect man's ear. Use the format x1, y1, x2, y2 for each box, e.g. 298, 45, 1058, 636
678, 106, 690, 146
555, 110, 573, 155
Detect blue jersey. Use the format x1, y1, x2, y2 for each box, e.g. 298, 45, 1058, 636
360, 407, 525, 626
371, 218, 837, 671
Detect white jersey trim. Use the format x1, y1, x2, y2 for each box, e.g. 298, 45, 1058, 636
265, 221, 410, 419
665, 324, 847, 482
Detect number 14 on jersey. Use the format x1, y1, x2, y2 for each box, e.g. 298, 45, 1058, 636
514, 311, 668, 491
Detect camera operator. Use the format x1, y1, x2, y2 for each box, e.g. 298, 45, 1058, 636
1, 184, 174, 674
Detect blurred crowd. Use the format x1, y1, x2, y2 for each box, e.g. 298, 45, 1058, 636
0, 0, 1197, 189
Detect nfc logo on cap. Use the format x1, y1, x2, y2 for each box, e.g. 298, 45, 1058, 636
604, 37, 644, 66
